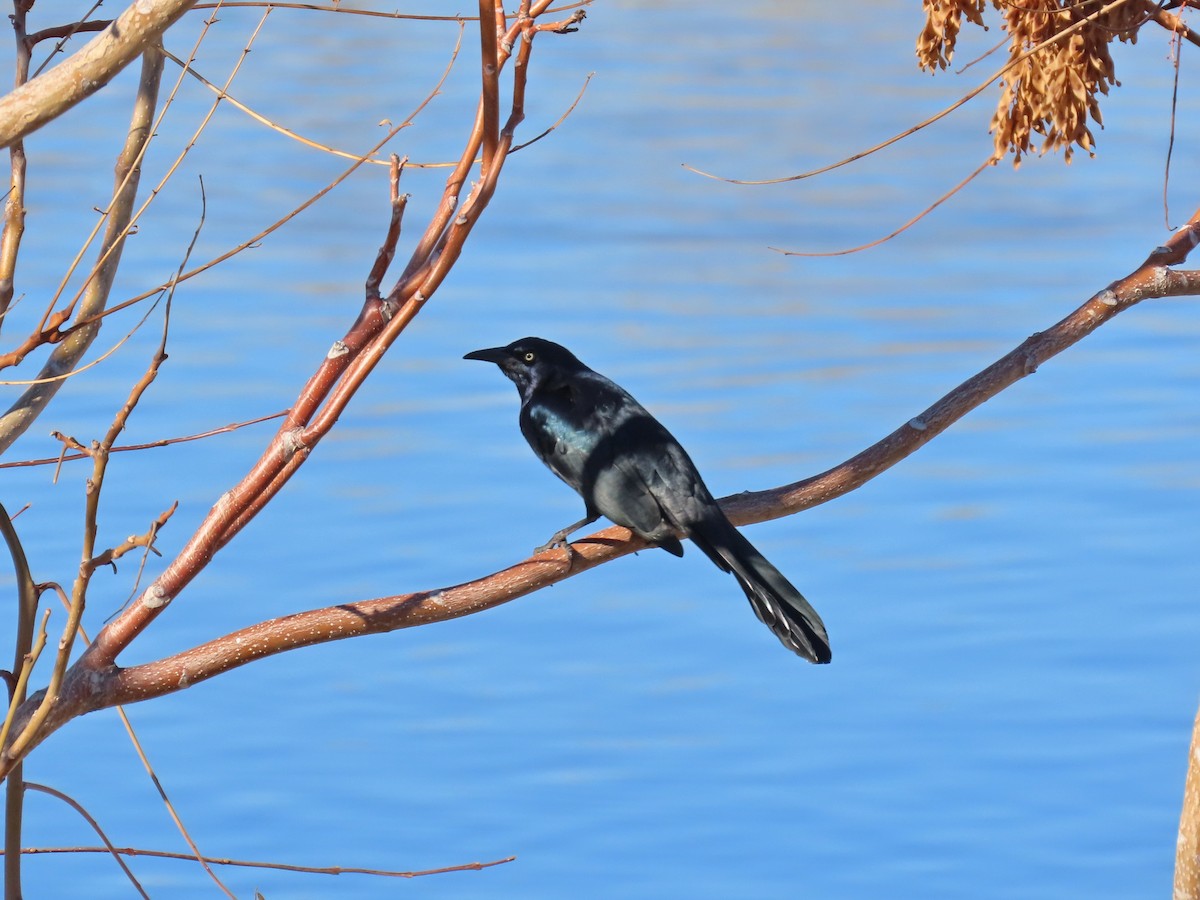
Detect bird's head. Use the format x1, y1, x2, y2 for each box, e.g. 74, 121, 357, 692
464, 337, 583, 395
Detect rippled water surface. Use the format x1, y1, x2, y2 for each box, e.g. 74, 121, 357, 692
2, 2, 1198, 898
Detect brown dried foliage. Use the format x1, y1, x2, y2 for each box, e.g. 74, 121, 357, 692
918, 0, 988, 69
918, 0, 1148, 165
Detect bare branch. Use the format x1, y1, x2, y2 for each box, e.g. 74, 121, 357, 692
479, 0, 502, 169
23, 784, 148, 898
0, 5, 31, 331
5, 844, 516, 879
0, 2, 585, 773
682, 0, 1139, 184
108, 700, 236, 896
0, 412, 287, 470
56, 18, 465, 337
0, 46, 164, 453
1178, 698, 1200, 897
56, 1, 576, 689
0, 1, 196, 150
0, 495, 40, 900
0, 9, 242, 379
1141, 0, 1200, 47
365, 156, 409, 300
86, 503, 177, 574
1, 207, 1190, 735
771, 158, 992, 257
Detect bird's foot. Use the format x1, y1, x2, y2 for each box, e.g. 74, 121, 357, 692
533, 514, 598, 558
534, 528, 576, 556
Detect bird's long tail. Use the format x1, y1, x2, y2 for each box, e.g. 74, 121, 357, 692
688, 512, 831, 664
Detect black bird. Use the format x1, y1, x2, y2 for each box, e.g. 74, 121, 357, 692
464, 337, 831, 663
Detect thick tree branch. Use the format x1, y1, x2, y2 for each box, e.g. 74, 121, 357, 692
22, 5, 569, 730
1178, 702, 1200, 898
0, 4, 31, 332
0, 0, 565, 774
0, 45, 165, 454
0, 1, 195, 150
0, 207, 1193, 752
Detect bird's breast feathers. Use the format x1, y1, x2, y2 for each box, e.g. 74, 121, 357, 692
520, 400, 595, 482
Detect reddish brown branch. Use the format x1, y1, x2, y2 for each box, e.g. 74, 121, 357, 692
25, 20, 112, 50
8, 208, 1197, 734
0, 308, 73, 369
85, 502, 177, 573
1, 200, 1196, 770
42, 3, 577, 700
364, 156, 408, 301
0, 3, 576, 772
8, 7, 1193, 783
479, 0, 501, 170
1143, 0, 1200, 48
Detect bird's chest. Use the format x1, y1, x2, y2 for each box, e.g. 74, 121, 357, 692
519, 394, 609, 486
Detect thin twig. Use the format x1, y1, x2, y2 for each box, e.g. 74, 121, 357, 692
86, 503, 178, 574
50, 590, 236, 897
61, 19, 466, 334
110, 705, 236, 896
365, 156, 409, 300
0, 611, 47, 762
5, 844, 516, 878
23, 784, 148, 899
160, 47, 399, 166
0, 497, 39, 900
682, 0, 1142, 185
1162, 22, 1182, 229
0, 411, 287, 470
510, 71, 593, 153
771, 158, 992, 256
191, 0, 592, 23
28, 4, 108, 77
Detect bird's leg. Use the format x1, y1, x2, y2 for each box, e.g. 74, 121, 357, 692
534, 513, 598, 555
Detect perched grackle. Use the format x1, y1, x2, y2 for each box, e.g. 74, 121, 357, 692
464, 337, 831, 663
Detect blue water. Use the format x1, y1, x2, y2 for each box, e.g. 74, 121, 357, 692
1, 2, 1198, 897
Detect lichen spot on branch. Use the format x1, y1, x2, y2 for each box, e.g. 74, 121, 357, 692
142, 583, 170, 610
280, 428, 306, 459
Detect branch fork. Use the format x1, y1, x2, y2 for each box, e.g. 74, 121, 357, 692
0, 0, 587, 774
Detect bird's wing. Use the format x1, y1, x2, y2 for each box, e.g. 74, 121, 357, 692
586, 411, 705, 556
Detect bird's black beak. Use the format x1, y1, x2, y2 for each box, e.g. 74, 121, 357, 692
463, 346, 509, 364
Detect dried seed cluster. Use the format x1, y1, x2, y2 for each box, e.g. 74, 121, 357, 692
917, 0, 1145, 166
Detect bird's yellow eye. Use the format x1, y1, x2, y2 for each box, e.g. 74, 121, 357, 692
523, 351, 536, 363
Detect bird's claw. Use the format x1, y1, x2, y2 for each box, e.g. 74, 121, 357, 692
534, 530, 574, 556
